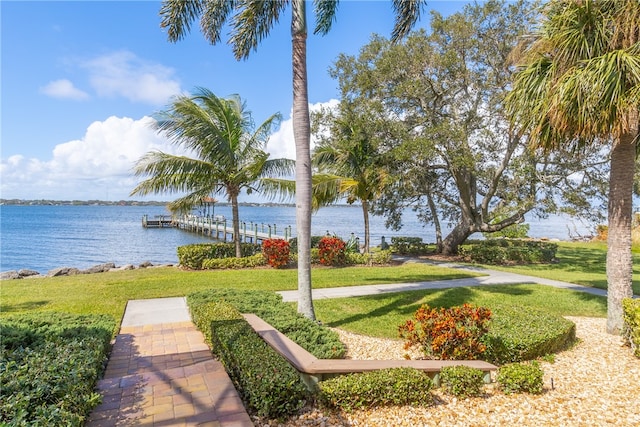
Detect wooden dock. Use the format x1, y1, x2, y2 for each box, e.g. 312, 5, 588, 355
143, 214, 292, 244
142, 215, 175, 228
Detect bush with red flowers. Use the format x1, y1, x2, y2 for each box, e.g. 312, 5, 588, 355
261, 238, 290, 268
398, 303, 492, 360
318, 236, 347, 266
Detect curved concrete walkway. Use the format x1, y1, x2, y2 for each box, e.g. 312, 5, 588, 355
87, 297, 253, 427
277, 258, 612, 302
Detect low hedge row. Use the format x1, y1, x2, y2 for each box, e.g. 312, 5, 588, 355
187, 289, 345, 359
189, 301, 308, 417
459, 239, 558, 265
201, 253, 266, 269
623, 298, 640, 358
177, 242, 261, 269
0, 313, 115, 426
390, 237, 432, 255
482, 304, 576, 364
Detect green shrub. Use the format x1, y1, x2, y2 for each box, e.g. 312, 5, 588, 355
440, 366, 486, 398
177, 242, 261, 269
191, 301, 307, 417
482, 304, 576, 364
262, 238, 290, 268
390, 237, 431, 255
310, 248, 320, 264
398, 303, 492, 360
622, 298, 640, 358
319, 367, 433, 411
497, 361, 544, 394
344, 250, 393, 266
318, 236, 347, 266
458, 239, 557, 265
0, 313, 115, 425
188, 289, 345, 359
201, 253, 266, 269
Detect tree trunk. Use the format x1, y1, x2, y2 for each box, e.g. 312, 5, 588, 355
441, 220, 473, 255
606, 133, 636, 334
361, 201, 370, 253
427, 192, 443, 253
291, 0, 316, 320
230, 193, 242, 258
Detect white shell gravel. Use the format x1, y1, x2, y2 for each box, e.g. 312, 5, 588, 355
254, 317, 640, 427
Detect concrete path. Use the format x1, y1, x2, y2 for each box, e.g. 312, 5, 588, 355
86, 297, 253, 427
277, 258, 610, 302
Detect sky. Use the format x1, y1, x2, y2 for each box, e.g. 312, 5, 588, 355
1, 0, 468, 202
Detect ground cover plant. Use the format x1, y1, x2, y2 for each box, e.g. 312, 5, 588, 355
0, 313, 115, 426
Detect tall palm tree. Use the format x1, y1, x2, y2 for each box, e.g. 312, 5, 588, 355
131, 88, 293, 258
506, 0, 640, 334
159, 0, 426, 320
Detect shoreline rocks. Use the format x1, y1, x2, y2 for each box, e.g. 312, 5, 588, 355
0, 261, 174, 280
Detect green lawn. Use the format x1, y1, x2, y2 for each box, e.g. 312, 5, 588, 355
0, 263, 480, 325
313, 283, 607, 339
469, 241, 640, 295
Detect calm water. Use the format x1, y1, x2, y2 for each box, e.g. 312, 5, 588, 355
0, 204, 590, 274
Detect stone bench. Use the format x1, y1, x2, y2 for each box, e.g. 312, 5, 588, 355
242, 313, 497, 390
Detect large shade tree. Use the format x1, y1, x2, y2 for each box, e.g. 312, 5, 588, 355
158, 0, 426, 319
506, 0, 640, 334
131, 89, 293, 258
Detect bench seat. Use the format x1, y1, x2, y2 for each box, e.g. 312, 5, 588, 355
242, 313, 497, 389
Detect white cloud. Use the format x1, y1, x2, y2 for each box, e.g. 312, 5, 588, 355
0, 116, 185, 200
82, 51, 182, 105
0, 100, 341, 201
40, 79, 89, 100
266, 99, 339, 160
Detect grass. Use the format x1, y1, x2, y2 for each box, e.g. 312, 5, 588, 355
469, 241, 640, 295
313, 284, 607, 339
0, 262, 480, 325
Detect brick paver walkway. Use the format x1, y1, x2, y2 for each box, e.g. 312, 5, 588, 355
86, 321, 253, 426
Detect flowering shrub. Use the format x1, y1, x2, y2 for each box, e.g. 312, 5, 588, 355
262, 238, 290, 268
398, 303, 492, 360
318, 236, 347, 266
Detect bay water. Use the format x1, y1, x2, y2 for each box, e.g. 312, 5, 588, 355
0, 204, 591, 274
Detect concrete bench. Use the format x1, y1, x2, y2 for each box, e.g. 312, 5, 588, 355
242, 313, 497, 390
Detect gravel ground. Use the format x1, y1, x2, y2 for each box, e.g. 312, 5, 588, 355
254, 317, 640, 427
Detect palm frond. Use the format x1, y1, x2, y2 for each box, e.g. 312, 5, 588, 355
160, 0, 206, 42
313, 0, 338, 35
230, 0, 288, 60
391, 0, 426, 43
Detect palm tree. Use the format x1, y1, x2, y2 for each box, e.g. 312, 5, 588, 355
131, 88, 293, 258
312, 105, 389, 252
506, 0, 640, 334
159, 0, 426, 320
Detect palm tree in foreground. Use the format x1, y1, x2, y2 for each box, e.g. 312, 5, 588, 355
131, 88, 293, 258
159, 0, 425, 319
506, 0, 640, 334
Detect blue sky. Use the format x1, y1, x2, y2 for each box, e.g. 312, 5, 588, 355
1, 0, 468, 201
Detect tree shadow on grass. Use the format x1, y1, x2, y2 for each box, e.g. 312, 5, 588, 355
1, 300, 50, 312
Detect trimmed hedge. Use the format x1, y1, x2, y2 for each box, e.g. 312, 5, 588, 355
440, 366, 486, 398
345, 250, 393, 266
497, 361, 544, 394
622, 298, 640, 358
482, 304, 576, 364
459, 239, 558, 265
177, 242, 261, 269
189, 301, 307, 417
0, 313, 115, 426
201, 253, 266, 269
390, 237, 432, 255
318, 367, 433, 411
187, 289, 345, 359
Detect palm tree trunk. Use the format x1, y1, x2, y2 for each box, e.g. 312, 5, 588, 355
361, 201, 370, 253
606, 132, 636, 334
230, 194, 242, 258
292, 0, 316, 320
